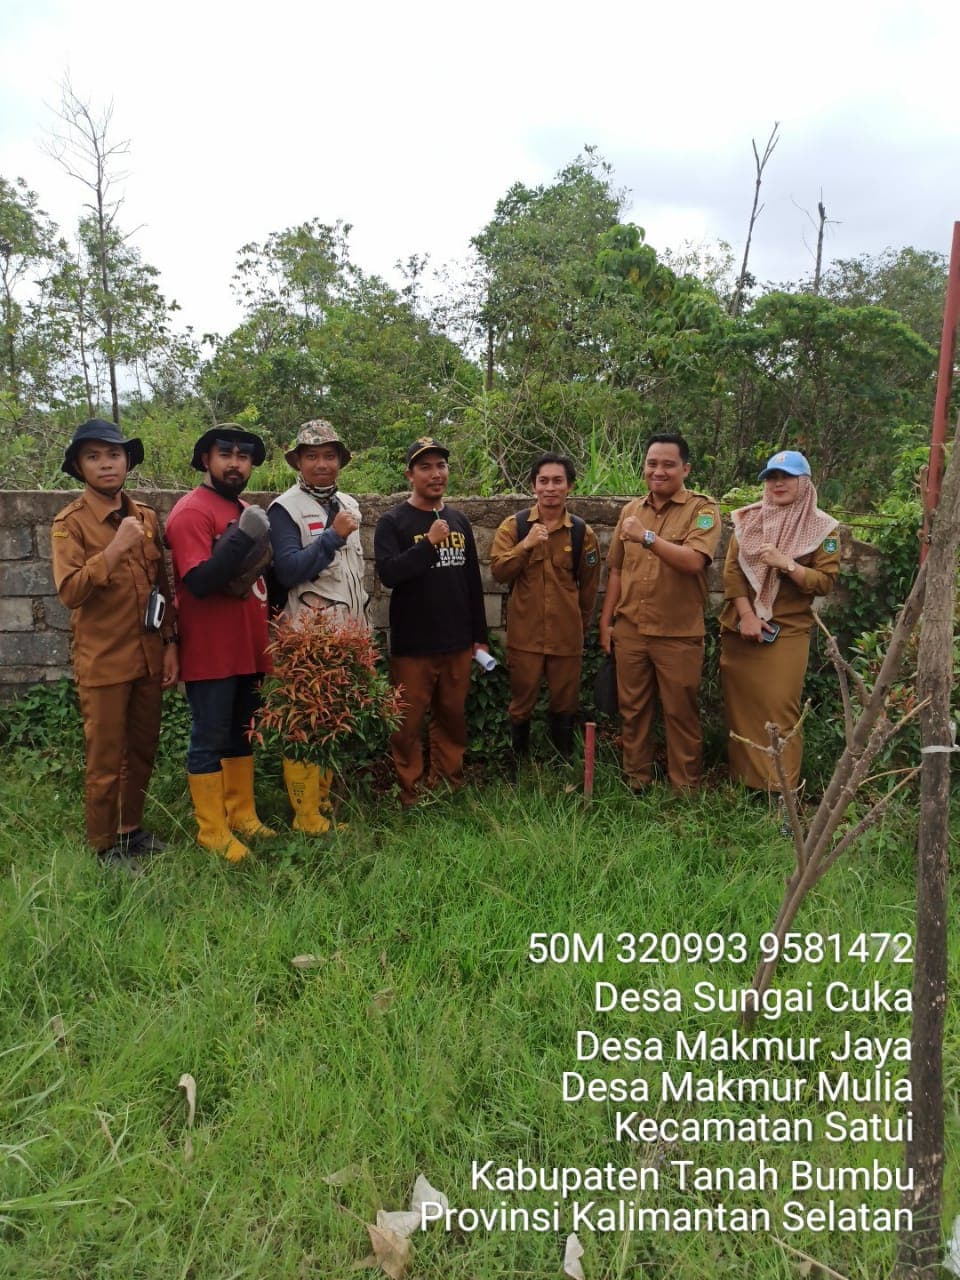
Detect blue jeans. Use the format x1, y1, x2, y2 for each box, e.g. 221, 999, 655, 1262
185, 675, 262, 774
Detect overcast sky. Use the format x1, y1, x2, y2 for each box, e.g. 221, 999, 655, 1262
2, 0, 958, 338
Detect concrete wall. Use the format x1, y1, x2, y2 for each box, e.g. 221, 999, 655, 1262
0, 489, 880, 700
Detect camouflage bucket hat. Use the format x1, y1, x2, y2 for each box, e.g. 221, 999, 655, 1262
284, 419, 352, 469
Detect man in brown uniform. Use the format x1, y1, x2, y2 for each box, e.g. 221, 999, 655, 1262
52, 420, 179, 863
490, 452, 600, 759
599, 433, 720, 791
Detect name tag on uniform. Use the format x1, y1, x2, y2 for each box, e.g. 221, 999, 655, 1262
306, 519, 325, 537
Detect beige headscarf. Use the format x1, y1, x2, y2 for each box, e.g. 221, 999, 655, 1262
731, 475, 838, 620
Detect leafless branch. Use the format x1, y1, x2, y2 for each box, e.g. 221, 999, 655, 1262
729, 122, 780, 318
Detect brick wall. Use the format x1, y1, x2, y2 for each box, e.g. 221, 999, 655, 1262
0, 489, 880, 700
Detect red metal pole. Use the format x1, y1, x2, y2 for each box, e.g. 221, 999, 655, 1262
922, 221, 960, 563
583, 722, 596, 803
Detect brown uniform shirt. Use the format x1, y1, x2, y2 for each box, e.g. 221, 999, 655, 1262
490, 504, 601, 657
51, 489, 175, 687
719, 532, 840, 638
606, 489, 721, 637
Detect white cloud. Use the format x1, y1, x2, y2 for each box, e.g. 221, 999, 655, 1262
1, 0, 957, 334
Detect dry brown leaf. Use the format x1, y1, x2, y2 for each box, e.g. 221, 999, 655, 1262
322, 1163, 363, 1186
178, 1073, 197, 1127
291, 954, 323, 969
178, 1072, 197, 1163
50, 1014, 67, 1048
376, 1208, 420, 1239
410, 1174, 448, 1218
366, 1223, 410, 1279
378, 949, 388, 973
369, 988, 395, 1014
96, 1109, 121, 1166
563, 1232, 586, 1279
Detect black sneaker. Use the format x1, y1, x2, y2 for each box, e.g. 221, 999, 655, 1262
120, 828, 167, 855
97, 845, 144, 875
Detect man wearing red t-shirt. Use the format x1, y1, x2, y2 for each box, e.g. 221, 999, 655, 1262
165, 426, 274, 862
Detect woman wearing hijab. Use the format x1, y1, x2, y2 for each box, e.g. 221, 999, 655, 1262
720, 450, 841, 795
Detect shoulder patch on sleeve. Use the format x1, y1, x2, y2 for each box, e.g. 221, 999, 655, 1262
585, 549, 598, 566
52, 529, 70, 537
823, 536, 838, 553
696, 511, 716, 530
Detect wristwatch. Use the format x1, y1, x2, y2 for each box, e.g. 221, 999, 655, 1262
783, 560, 798, 574
642, 530, 657, 548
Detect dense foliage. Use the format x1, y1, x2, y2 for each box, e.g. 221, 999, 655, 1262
0, 145, 948, 506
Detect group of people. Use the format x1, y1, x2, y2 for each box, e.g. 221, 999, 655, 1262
51, 418, 839, 869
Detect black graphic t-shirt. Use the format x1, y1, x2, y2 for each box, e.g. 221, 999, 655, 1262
373, 502, 488, 656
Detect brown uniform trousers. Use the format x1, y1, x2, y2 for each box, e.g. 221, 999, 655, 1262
77, 679, 164, 848
490, 505, 600, 721
506, 651, 581, 718
614, 626, 705, 789
51, 489, 175, 851
719, 532, 840, 792
607, 489, 721, 790
389, 649, 474, 806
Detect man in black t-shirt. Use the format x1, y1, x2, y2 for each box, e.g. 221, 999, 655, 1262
374, 438, 489, 807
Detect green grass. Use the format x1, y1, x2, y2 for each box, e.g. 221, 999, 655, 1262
0, 739, 957, 1279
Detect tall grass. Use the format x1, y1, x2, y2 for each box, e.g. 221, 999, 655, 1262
0, 741, 956, 1278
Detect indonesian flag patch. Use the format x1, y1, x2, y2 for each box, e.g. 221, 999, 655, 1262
306, 518, 325, 537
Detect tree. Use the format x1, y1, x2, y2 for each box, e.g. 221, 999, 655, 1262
46, 80, 131, 422
202, 220, 479, 467
729, 122, 780, 318
471, 148, 625, 388
817, 246, 948, 348
708, 291, 936, 500
0, 176, 63, 413
45, 79, 194, 423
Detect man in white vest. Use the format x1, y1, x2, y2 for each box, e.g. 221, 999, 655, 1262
268, 419, 368, 831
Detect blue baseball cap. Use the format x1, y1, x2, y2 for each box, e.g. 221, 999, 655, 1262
758, 449, 811, 480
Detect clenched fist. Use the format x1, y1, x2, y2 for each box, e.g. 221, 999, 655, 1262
332, 509, 359, 538
426, 518, 450, 545
112, 515, 144, 554
522, 522, 549, 550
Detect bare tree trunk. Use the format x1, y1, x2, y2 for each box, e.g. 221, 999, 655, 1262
729, 122, 780, 318
812, 201, 826, 294
94, 181, 120, 424
75, 260, 95, 419
893, 416, 960, 1277
485, 320, 494, 393
46, 79, 128, 425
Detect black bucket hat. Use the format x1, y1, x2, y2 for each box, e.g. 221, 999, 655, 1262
61, 419, 144, 479
191, 425, 267, 471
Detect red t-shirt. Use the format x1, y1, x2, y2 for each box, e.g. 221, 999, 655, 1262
165, 485, 272, 682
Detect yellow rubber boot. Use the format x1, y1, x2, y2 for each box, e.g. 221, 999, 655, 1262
283, 759, 332, 834
220, 756, 277, 838
187, 772, 251, 863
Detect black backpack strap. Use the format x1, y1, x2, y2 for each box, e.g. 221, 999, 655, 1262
570, 514, 586, 586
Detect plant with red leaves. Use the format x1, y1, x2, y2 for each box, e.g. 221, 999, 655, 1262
253, 611, 404, 771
